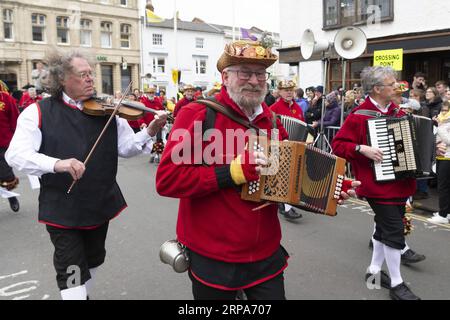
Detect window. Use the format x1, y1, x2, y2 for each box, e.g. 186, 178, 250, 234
329, 58, 370, 90
101, 65, 113, 95
120, 0, 128, 6
152, 56, 165, 73
80, 19, 92, 47
56, 16, 69, 44
121, 66, 131, 91
120, 24, 131, 48
195, 37, 204, 49
31, 13, 46, 42
100, 21, 112, 48
152, 33, 163, 46
3, 9, 13, 40
323, 0, 394, 29
195, 58, 207, 75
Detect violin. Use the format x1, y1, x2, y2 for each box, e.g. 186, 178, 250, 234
82, 98, 174, 122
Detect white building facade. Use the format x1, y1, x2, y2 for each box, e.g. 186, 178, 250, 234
141, 18, 224, 99
139, 2, 282, 99
278, 0, 450, 91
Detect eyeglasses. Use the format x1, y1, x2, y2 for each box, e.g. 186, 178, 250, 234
226, 69, 270, 81
377, 82, 396, 88
75, 71, 95, 80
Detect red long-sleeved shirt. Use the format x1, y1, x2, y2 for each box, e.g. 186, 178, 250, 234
331, 98, 416, 199
128, 96, 164, 128
173, 97, 194, 118
0, 92, 19, 148
270, 98, 305, 121
156, 87, 288, 263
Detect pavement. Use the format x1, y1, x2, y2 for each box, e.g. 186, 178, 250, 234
1, 154, 449, 300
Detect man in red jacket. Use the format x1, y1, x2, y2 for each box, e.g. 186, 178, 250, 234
173, 84, 195, 117
332, 66, 419, 300
270, 80, 305, 121
270, 80, 305, 220
0, 87, 20, 212
156, 40, 359, 300
138, 87, 165, 163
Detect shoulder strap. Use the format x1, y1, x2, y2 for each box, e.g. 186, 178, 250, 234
196, 97, 261, 132
353, 109, 386, 118
353, 108, 401, 118
271, 111, 277, 129
203, 104, 217, 139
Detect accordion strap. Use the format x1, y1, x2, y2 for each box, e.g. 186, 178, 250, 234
196, 98, 277, 134
196, 98, 260, 132
353, 108, 400, 118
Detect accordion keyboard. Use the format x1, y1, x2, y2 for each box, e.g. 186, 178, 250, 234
367, 118, 417, 182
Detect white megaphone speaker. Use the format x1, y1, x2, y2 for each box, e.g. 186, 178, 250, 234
334, 26, 367, 59
300, 29, 332, 60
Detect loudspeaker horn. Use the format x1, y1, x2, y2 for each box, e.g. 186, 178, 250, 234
334, 26, 367, 60
300, 29, 332, 60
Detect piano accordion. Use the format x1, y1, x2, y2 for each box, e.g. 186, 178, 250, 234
241, 137, 346, 216
278, 115, 310, 142
367, 115, 434, 182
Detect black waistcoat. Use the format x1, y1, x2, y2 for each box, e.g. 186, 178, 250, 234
38, 97, 126, 227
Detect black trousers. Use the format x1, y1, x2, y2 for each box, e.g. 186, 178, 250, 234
0, 147, 14, 182
189, 271, 286, 300
437, 160, 450, 218
46, 223, 109, 290
367, 198, 406, 250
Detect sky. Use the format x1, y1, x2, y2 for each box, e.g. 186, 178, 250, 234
149, 0, 280, 32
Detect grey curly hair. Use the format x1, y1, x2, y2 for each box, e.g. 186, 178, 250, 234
44, 50, 93, 98
360, 66, 397, 95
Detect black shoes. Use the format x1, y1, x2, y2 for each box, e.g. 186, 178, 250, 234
8, 196, 19, 212
401, 249, 426, 265
365, 270, 391, 289
368, 240, 426, 265
389, 282, 421, 300
278, 204, 303, 220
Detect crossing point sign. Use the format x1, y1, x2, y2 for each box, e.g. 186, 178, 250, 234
373, 49, 403, 71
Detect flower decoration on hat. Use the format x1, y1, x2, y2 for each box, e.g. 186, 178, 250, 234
277, 80, 296, 90
217, 37, 278, 72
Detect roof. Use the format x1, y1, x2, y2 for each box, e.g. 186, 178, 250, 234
146, 18, 223, 34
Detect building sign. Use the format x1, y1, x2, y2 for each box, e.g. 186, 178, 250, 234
96, 56, 107, 62
373, 49, 403, 71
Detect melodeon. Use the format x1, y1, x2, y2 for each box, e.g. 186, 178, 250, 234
278, 115, 310, 142
367, 115, 434, 182
241, 137, 346, 216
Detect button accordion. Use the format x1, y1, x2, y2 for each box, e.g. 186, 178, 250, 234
367, 115, 434, 182
241, 136, 346, 216
278, 115, 310, 142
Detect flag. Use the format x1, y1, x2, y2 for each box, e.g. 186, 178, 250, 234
146, 9, 164, 23
240, 28, 258, 41
172, 69, 181, 84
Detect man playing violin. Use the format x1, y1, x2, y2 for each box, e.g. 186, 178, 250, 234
5, 50, 167, 300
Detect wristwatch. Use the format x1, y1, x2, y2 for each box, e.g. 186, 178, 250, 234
355, 144, 361, 153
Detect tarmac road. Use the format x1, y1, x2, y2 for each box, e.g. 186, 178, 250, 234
1, 154, 449, 300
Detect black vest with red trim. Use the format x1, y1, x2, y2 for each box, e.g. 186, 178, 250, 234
38, 97, 126, 228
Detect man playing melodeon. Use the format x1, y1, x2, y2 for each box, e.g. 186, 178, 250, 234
332, 66, 420, 300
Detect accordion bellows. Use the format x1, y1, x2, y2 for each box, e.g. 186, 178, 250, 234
241, 137, 346, 216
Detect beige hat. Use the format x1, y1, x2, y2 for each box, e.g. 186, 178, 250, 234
277, 80, 296, 90
144, 87, 156, 94
217, 40, 278, 72
183, 84, 195, 92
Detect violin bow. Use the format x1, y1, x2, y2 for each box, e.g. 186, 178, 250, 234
67, 82, 133, 194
